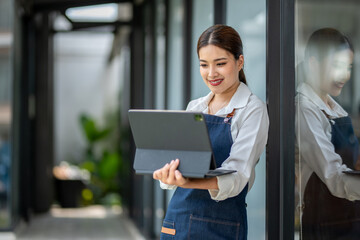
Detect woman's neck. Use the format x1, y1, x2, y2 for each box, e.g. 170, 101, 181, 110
212, 81, 240, 103
209, 82, 240, 114
307, 82, 332, 110
315, 89, 332, 110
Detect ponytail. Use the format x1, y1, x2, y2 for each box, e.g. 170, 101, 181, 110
239, 68, 247, 85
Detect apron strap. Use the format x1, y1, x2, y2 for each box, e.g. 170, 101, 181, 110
226, 109, 236, 118
321, 110, 330, 119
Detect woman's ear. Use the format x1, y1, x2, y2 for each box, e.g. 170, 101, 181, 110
306, 56, 322, 85
237, 55, 244, 71
308, 56, 319, 73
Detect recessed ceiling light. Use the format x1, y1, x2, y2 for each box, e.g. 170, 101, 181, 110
66, 4, 118, 22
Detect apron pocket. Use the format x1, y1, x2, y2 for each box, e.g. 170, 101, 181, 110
188, 214, 242, 240
160, 219, 175, 240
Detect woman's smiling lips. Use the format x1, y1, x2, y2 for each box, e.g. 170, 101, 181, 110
334, 81, 345, 88
208, 79, 224, 86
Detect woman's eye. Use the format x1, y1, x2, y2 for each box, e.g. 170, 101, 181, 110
217, 62, 226, 66
200, 64, 208, 67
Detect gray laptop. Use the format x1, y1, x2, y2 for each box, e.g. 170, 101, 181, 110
128, 109, 236, 178
343, 170, 360, 175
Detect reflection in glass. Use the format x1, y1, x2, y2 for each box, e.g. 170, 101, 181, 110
0, 0, 13, 229
296, 28, 360, 240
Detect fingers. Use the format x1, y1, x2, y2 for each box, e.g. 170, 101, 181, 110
153, 159, 183, 185
175, 170, 187, 186
162, 163, 170, 180
153, 168, 163, 180
153, 162, 169, 180
168, 159, 179, 180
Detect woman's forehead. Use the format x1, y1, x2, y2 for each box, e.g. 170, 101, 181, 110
198, 45, 233, 59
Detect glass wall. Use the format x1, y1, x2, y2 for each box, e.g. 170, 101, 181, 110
154, 0, 167, 109
167, 0, 184, 110
153, 0, 167, 237
190, 0, 213, 100
227, 0, 267, 239
0, 0, 13, 228
295, 0, 360, 239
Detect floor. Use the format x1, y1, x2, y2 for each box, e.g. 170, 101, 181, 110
0, 205, 145, 240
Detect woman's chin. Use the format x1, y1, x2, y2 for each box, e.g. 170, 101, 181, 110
330, 89, 342, 97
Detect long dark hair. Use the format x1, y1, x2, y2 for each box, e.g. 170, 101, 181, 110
197, 24, 247, 85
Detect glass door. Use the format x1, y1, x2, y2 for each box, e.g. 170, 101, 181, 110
295, 0, 360, 239
0, 0, 14, 229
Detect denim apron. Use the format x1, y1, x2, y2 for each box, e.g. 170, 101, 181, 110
302, 116, 360, 240
160, 112, 248, 240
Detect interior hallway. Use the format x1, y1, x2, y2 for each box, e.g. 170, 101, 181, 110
0, 205, 145, 240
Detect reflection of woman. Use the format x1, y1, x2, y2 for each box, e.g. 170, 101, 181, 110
153, 25, 269, 239
296, 28, 360, 239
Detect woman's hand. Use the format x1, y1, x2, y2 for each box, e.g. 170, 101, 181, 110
153, 159, 219, 190
153, 159, 189, 187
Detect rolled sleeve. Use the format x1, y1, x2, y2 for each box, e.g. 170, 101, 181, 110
208, 174, 236, 201
209, 99, 269, 201
159, 181, 177, 190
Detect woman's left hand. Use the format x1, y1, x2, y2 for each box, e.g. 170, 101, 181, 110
153, 159, 189, 187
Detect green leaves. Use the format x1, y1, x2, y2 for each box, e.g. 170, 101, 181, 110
77, 113, 123, 205
98, 151, 121, 180
79, 114, 111, 144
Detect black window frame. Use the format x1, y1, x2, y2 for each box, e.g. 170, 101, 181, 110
266, 0, 295, 239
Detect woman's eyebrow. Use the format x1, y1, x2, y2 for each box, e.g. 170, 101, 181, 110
214, 57, 228, 61
334, 60, 353, 66
199, 57, 228, 62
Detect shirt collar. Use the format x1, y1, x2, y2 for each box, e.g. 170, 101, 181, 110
202, 83, 252, 115
297, 82, 347, 118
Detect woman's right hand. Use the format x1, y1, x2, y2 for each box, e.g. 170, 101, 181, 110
153, 159, 188, 186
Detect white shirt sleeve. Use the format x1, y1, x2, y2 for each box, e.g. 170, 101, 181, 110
159, 180, 177, 190
208, 99, 269, 201
296, 102, 360, 201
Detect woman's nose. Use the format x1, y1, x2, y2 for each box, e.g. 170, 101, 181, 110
341, 67, 351, 81
208, 65, 218, 78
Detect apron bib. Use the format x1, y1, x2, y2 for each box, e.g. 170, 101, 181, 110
160, 112, 248, 240
302, 116, 360, 240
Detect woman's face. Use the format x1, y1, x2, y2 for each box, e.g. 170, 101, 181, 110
199, 44, 243, 96
313, 49, 354, 97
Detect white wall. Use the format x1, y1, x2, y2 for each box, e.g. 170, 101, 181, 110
54, 32, 122, 165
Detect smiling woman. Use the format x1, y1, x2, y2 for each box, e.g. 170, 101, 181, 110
153, 25, 269, 240
303, 29, 354, 104
295, 28, 360, 240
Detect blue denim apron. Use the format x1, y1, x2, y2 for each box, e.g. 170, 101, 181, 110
160, 112, 248, 240
303, 116, 360, 240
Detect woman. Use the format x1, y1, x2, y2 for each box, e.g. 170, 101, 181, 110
296, 28, 360, 239
153, 24, 269, 239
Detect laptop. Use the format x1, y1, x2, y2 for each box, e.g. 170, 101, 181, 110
342, 170, 360, 175
128, 109, 236, 178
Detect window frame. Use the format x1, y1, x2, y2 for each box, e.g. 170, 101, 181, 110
266, 0, 295, 239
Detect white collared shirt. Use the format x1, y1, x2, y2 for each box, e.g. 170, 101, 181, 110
296, 82, 360, 202
160, 83, 269, 201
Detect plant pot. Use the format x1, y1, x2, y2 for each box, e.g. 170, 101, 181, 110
55, 178, 86, 208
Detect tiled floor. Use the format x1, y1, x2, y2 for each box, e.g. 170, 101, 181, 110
0, 205, 145, 240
